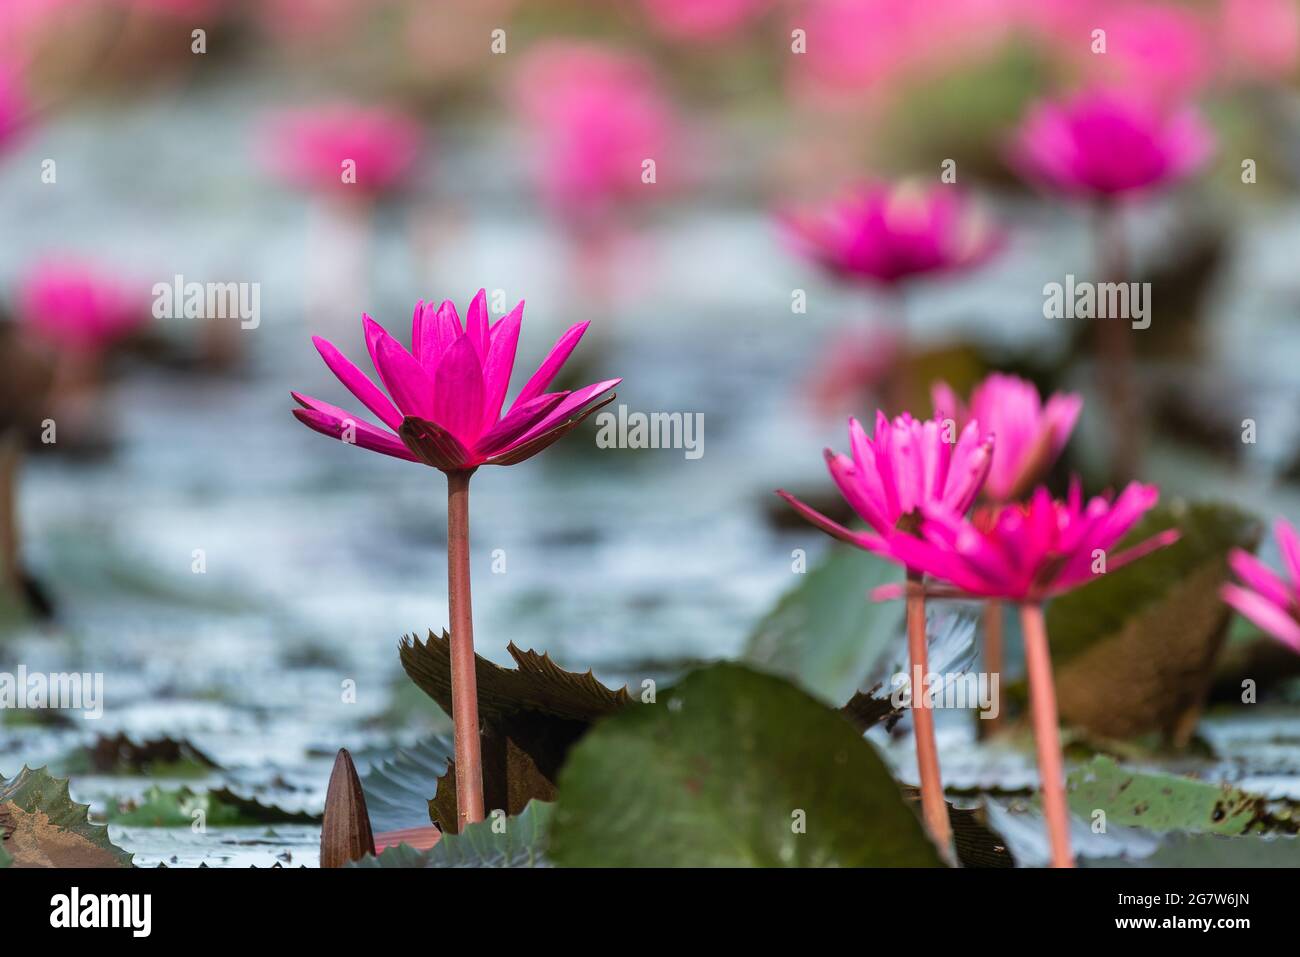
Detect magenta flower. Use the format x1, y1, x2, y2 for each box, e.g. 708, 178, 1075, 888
882, 482, 1179, 604
932, 373, 1082, 503
639, 0, 769, 43
1222, 519, 1300, 654
16, 259, 145, 356
778, 411, 994, 556
512, 42, 677, 224
262, 104, 422, 197
0, 64, 29, 155
781, 182, 1001, 287
1010, 91, 1214, 199
292, 290, 620, 471
777, 409, 994, 861
1221, 0, 1299, 82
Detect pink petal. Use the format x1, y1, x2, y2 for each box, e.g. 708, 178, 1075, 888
505, 377, 619, 450
1222, 584, 1300, 653
432, 336, 486, 445
512, 321, 590, 407
1275, 518, 1300, 588
479, 301, 524, 429
292, 402, 418, 462
474, 391, 566, 456
372, 326, 436, 420
775, 490, 885, 553
312, 335, 403, 430
1228, 548, 1294, 610
465, 288, 489, 359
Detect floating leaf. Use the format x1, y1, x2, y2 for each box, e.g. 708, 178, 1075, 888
359, 733, 453, 833
1084, 831, 1300, 868
550, 662, 942, 867
350, 800, 553, 868
1065, 756, 1287, 836
744, 546, 905, 706
64, 732, 220, 777
400, 631, 630, 832
0, 766, 132, 867
108, 785, 319, 827
1045, 502, 1261, 741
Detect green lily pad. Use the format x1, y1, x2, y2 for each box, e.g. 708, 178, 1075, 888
0, 766, 132, 867
550, 662, 942, 867
743, 546, 905, 706
1066, 756, 1284, 836
1045, 501, 1261, 741
359, 734, 453, 833
109, 785, 319, 828
349, 800, 554, 868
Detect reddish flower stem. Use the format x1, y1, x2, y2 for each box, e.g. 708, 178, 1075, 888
446, 469, 485, 827
1019, 602, 1074, 868
905, 569, 953, 861
979, 600, 1004, 738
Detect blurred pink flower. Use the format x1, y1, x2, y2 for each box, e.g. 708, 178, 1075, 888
1053, 3, 1214, 104
1010, 90, 1214, 198
639, 0, 769, 43
512, 42, 677, 224
932, 373, 1082, 503
777, 410, 994, 556
881, 482, 1179, 602
1221, 0, 1298, 82
1222, 519, 1300, 654
0, 65, 28, 154
16, 259, 146, 355
782, 182, 1001, 286
788, 0, 1023, 101
293, 291, 620, 470
262, 104, 423, 197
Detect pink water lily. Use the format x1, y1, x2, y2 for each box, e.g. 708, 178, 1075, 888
877, 480, 1177, 869
782, 182, 1001, 286
17, 259, 145, 355
932, 373, 1082, 503
778, 411, 994, 555
292, 291, 620, 471
882, 481, 1179, 603
1222, 519, 1300, 654
263, 104, 423, 196
1010, 90, 1214, 198
777, 410, 994, 861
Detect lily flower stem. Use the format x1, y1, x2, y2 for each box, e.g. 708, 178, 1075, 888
1019, 602, 1074, 868
979, 600, 1004, 738
446, 469, 485, 827
905, 569, 953, 861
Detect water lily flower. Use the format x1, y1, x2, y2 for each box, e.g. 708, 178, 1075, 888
1221, 0, 1298, 83
639, 0, 769, 43
292, 293, 619, 470
1010, 90, 1214, 199
782, 181, 1001, 287
932, 374, 1083, 505
0, 64, 28, 155
930, 373, 1082, 735
512, 42, 677, 227
292, 291, 619, 827
777, 411, 995, 860
878, 481, 1179, 867
1222, 519, 1300, 654
16, 259, 145, 356
262, 103, 423, 197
